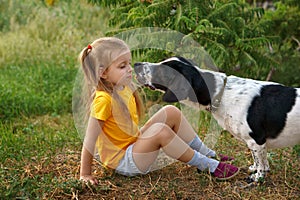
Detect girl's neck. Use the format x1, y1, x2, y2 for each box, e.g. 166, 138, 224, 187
115, 85, 125, 91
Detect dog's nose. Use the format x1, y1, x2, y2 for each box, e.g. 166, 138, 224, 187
134, 62, 142, 67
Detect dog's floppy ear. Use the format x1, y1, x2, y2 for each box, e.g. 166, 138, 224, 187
162, 74, 191, 102
162, 90, 178, 102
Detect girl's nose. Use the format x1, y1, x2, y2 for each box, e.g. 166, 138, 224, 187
128, 65, 133, 72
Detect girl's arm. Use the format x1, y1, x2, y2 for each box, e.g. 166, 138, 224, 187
80, 117, 103, 185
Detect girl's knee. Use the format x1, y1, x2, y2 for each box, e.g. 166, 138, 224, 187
163, 105, 181, 116
142, 123, 174, 141
155, 123, 175, 142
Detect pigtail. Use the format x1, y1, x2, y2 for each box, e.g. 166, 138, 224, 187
78, 45, 97, 120
79, 45, 96, 90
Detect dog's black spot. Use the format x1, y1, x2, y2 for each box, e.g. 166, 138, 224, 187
196, 71, 216, 105
247, 85, 297, 145
158, 56, 215, 105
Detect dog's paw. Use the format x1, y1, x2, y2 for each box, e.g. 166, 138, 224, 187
245, 176, 255, 183
246, 172, 266, 183
248, 164, 257, 173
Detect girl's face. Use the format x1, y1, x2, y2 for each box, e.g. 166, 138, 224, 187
101, 52, 132, 87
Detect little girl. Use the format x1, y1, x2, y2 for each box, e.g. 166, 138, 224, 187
78, 37, 239, 185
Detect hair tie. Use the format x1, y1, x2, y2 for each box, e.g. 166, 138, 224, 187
87, 44, 92, 50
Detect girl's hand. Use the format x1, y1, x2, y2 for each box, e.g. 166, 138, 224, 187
80, 175, 99, 185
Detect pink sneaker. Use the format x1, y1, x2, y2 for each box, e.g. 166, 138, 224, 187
212, 162, 239, 180
218, 154, 235, 162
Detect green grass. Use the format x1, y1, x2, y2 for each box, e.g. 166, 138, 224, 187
0, 64, 77, 120
0, 0, 109, 121
0, 1, 299, 199
0, 0, 110, 198
0, 114, 82, 198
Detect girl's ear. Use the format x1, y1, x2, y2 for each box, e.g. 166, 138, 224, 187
99, 68, 107, 79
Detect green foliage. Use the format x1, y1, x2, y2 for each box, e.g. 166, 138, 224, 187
91, 0, 277, 77
261, 0, 300, 86
91, 0, 300, 85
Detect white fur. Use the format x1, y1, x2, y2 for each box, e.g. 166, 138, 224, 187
197, 70, 300, 181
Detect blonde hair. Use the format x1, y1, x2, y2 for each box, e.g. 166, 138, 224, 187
78, 37, 144, 124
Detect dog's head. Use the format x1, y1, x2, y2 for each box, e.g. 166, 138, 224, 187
134, 56, 213, 105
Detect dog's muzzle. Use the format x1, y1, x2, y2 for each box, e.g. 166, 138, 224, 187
134, 62, 156, 90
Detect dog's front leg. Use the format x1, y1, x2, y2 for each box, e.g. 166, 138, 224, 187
247, 143, 270, 182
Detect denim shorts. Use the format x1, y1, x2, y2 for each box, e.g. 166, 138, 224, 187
115, 143, 177, 176
115, 144, 149, 177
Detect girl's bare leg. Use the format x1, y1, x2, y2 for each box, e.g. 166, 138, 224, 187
133, 123, 194, 172
133, 122, 219, 173
140, 105, 196, 142
140, 105, 215, 156
133, 105, 218, 172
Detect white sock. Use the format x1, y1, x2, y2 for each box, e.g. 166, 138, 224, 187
187, 150, 219, 172
188, 136, 216, 157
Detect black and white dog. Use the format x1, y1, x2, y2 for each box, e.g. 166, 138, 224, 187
134, 56, 300, 182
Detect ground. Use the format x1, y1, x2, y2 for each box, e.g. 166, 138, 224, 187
51, 133, 300, 199
2, 115, 299, 199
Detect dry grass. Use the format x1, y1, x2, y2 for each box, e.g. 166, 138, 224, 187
47, 129, 300, 198
46, 145, 299, 199
1, 115, 299, 199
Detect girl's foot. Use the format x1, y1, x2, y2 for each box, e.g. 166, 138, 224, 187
212, 162, 239, 180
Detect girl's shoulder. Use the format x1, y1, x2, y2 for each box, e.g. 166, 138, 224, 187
93, 90, 112, 105
95, 90, 111, 99
91, 91, 112, 119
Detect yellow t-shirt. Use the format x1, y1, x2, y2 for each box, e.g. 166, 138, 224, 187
90, 86, 139, 169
